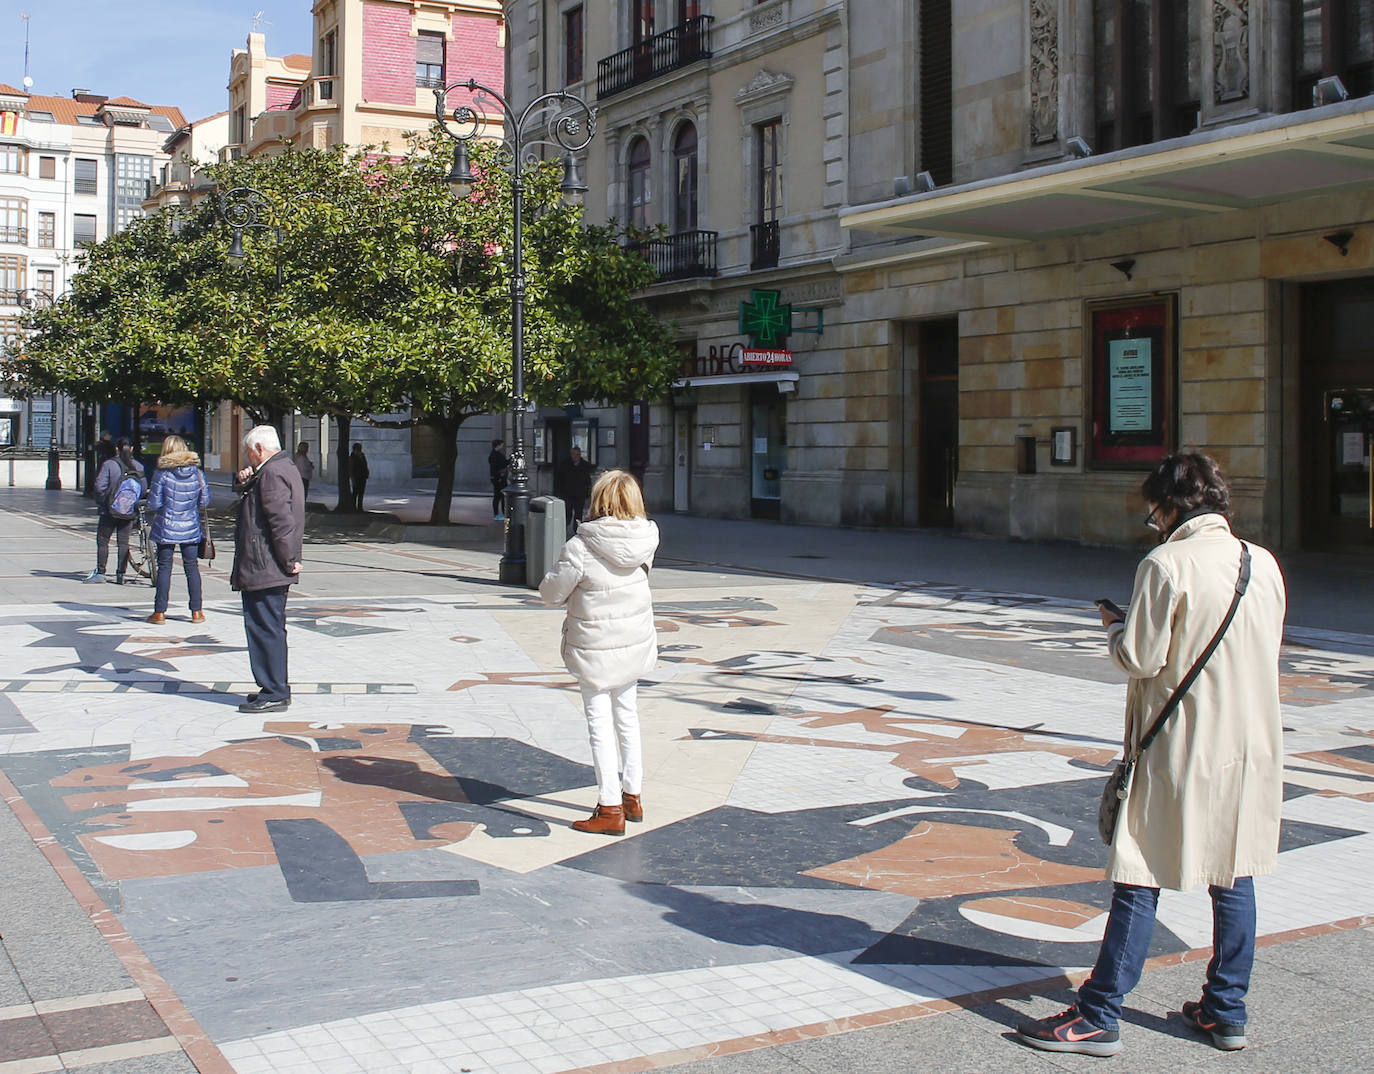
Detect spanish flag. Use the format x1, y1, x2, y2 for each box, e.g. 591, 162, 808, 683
0, 112, 17, 136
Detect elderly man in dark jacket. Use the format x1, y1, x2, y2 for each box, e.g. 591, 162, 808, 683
231, 425, 305, 714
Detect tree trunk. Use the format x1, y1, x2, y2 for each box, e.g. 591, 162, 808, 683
334, 413, 353, 513
429, 416, 462, 525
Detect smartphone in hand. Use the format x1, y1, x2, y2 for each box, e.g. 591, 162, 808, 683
1095, 597, 1126, 620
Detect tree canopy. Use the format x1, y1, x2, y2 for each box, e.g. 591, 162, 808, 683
17, 134, 680, 521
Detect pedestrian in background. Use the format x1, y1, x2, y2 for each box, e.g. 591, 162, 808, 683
86, 437, 146, 585
94, 430, 116, 465
1017, 453, 1286, 1058
554, 445, 593, 531
349, 442, 369, 512
293, 441, 314, 504
488, 438, 508, 521
539, 470, 659, 836
145, 435, 210, 625
231, 426, 305, 714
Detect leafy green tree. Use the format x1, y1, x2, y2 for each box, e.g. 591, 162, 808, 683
20, 135, 680, 523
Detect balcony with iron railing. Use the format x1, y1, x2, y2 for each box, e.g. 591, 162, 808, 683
597, 16, 714, 100
626, 229, 719, 282
0, 226, 27, 245
750, 219, 779, 270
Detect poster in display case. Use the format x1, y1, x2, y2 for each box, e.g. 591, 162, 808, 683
1087, 295, 1176, 468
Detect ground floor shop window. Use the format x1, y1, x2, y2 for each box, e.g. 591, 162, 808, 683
1086, 295, 1177, 468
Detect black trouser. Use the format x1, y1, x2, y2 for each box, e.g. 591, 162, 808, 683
491, 478, 505, 515
96, 514, 133, 576
242, 585, 291, 702
352, 481, 367, 511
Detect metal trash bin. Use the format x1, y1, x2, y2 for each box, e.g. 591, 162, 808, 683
525, 496, 568, 588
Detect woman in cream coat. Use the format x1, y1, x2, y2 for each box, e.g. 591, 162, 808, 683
540, 470, 659, 836
1019, 453, 1286, 1058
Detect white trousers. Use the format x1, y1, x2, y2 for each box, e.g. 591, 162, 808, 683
581, 682, 641, 806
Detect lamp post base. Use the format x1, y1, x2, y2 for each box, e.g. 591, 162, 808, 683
45, 447, 61, 491
498, 484, 529, 587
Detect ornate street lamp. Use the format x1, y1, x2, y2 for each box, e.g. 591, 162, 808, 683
433, 77, 595, 586
18, 288, 60, 490
217, 186, 285, 288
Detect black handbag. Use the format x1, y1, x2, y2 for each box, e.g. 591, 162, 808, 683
1098, 542, 1251, 845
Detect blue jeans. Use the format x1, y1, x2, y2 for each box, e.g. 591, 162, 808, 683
155, 542, 202, 614
1077, 878, 1256, 1031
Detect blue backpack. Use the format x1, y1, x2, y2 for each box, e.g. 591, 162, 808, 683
107, 464, 143, 520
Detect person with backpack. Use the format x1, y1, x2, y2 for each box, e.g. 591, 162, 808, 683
86, 437, 147, 585
145, 435, 211, 625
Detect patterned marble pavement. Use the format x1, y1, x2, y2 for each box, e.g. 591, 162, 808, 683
1, 572, 1372, 1074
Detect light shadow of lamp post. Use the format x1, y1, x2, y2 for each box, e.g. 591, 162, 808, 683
18, 288, 60, 490
433, 77, 595, 586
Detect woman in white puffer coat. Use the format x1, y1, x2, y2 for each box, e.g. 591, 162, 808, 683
539, 470, 659, 836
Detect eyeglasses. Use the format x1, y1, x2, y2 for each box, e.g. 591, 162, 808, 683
1143, 504, 1165, 531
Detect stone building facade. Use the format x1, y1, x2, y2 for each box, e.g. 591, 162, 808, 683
0, 85, 185, 457
507, 0, 1374, 553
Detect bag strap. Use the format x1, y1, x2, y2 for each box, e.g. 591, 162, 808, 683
1129, 541, 1251, 762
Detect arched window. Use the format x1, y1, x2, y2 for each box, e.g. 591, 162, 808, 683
627, 136, 651, 229
672, 123, 698, 233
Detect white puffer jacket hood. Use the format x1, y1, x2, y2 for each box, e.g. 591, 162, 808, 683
539, 517, 659, 692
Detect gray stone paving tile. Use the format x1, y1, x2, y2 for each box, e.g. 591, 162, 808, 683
0, 795, 134, 1002
1252, 926, 1374, 1000
0, 947, 29, 1007
70, 1052, 200, 1074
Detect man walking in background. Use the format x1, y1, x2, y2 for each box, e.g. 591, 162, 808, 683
555, 445, 593, 532
231, 425, 305, 715
349, 443, 369, 513
488, 438, 509, 521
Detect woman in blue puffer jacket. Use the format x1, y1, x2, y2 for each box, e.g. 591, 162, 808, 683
146, 435, 211, 625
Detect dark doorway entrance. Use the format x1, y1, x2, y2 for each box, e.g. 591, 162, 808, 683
918, 319, 959, 527
749, 383, 787, 519
1301, 278, 1374, 552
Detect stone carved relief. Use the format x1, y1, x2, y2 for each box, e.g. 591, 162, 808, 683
735, 68, 795, 105
1029, 0, 1059, 145
750, 2, 786, 35
1212, 0, 1249, 102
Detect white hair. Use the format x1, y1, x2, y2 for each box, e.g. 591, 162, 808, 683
243, 424, 282, 455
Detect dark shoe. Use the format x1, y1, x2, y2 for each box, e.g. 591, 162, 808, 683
571, 804, 625, 836
237, 697, 291, 714
1181, 1000, 1246, 1051
1016, 1006, 1122, 1057
190, 610, 206, 624
110, 575, 124, 585
622, 792, 643, 823
146, 612, 166, 625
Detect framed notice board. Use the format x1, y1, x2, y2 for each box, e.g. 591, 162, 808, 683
1086, 295, 1177, 468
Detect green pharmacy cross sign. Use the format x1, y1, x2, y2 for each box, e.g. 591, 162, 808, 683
738, 289, 825, 348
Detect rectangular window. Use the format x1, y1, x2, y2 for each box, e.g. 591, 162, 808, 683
319, 28, 337, 99
416, 30, 446, 88
0, 254, 25, 294
37, 212, 54, 248
231, 106, 247, 145
73, 214, 97, 247
919, 0, 953, 183
0, 316, 20, 353
756, 119, 782, 222
74, 158, 98, 195
0, 144, 25, 174
35, 268, 54, 297
564, 6, 584, 86
0, 198, 26, 244
39, 156, 56, 180
115, 154, 153, 231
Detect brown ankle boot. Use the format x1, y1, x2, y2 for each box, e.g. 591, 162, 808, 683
571, 804, 625, 836
622, 793, 643, 823
190, 610, 206, 624
146, 612, 166, 625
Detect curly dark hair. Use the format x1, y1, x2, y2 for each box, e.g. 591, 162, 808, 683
1140, 453, 1231, 519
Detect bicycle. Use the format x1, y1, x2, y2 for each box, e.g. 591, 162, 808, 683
125, 501, 159, 589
